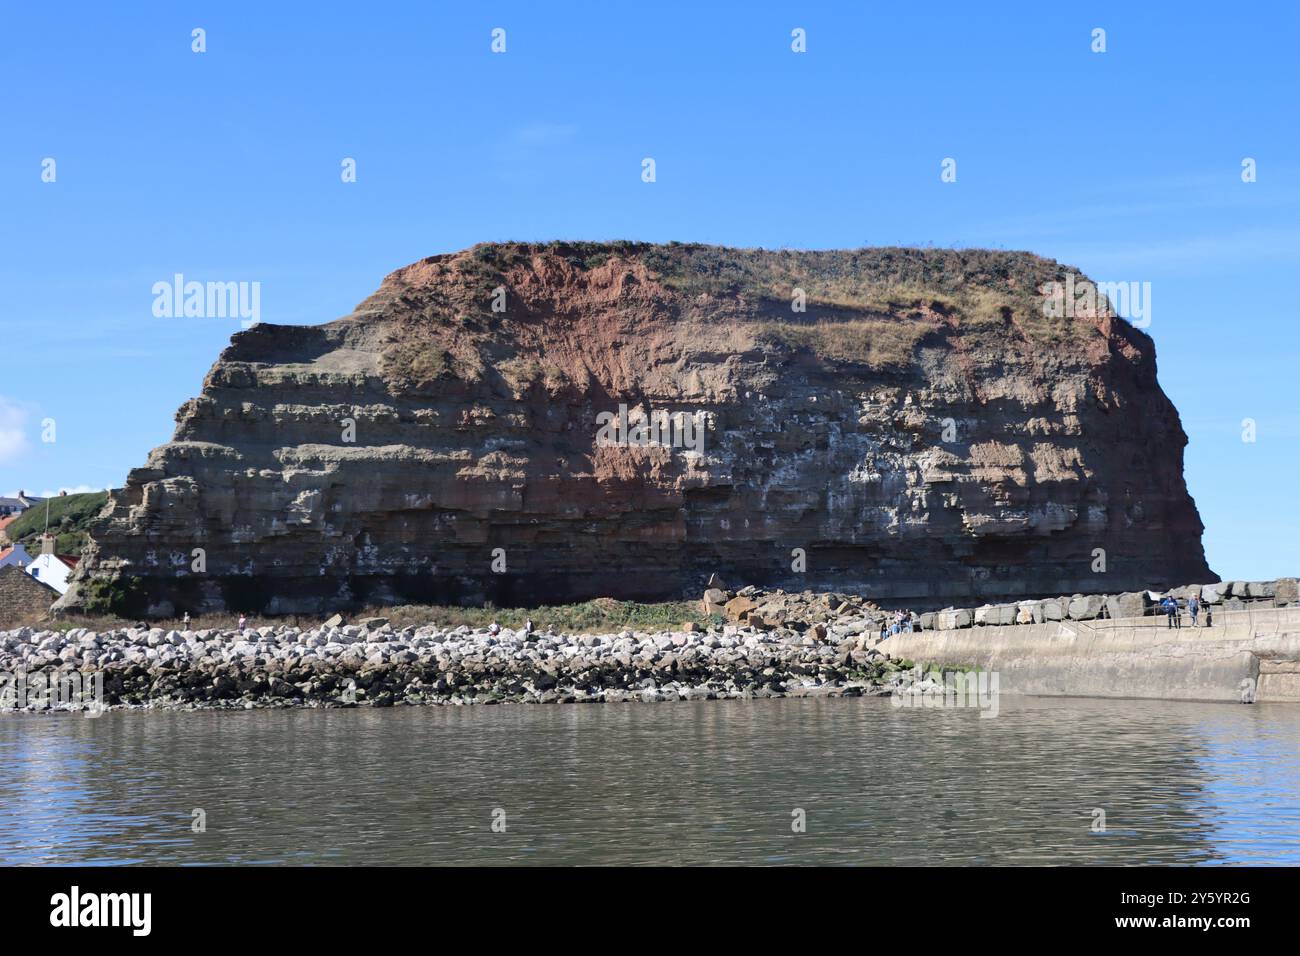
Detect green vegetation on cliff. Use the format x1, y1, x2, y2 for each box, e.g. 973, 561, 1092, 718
51, 596, 714, 634
378, 242, 1112, 382
4, 490, 109, 554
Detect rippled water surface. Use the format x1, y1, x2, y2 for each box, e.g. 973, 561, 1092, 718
2, 696, 1298, 865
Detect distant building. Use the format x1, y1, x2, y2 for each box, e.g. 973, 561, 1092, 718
0, 564, 60, 628
0, 490, 43, 517
24, 535, 78, 596
0, 543, 34, 569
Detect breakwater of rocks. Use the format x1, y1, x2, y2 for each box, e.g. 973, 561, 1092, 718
0, 619, 905, 714
920, 578, 1298, 630
11, 577, 1296, 713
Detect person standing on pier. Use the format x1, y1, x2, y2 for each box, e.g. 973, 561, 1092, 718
1188, 594, 1200, 627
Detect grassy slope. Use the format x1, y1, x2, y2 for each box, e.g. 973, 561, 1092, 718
378, 242, 1103, 390
5, 490, 109, 554
47, 598, 717, 635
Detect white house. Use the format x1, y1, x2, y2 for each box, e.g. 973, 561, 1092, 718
0, 543, 34, 569
25, 536, 78, 596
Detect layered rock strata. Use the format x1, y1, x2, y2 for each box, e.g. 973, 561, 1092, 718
64, 242, 1214, 616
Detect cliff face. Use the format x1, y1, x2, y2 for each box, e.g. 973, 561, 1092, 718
65, 242, 1215, 617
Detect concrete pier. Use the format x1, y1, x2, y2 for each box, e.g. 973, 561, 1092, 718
880, 607, 1300, 703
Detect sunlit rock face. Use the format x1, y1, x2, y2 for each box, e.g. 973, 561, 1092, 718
64, 242, 1214, 617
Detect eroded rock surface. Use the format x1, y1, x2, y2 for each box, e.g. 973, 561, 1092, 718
64, 242, 1214, 616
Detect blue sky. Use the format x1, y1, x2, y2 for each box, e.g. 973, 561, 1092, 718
1, 1, 1296, 579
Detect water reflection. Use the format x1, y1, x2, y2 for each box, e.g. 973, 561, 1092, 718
0, 696, 1296, 865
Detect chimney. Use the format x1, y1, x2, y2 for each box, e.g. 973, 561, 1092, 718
41, 534, 55, 556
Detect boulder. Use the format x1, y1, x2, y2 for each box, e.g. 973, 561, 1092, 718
1107, 591, 1149, 620
701, 589, 728, 614
724, 596, 758, 622
1041, 600, 1064, 621
1274, 578, 1298, 606
1068, 595, 1103, 620
939, 608, 972, 629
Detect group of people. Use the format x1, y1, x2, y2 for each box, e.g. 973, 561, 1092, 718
1160, 594, 1211, 629
879, 609, 918, 640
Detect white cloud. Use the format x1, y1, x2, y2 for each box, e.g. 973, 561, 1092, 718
0, 396, 32, 465
514, 122, 578, 146
41, 484, 105, 497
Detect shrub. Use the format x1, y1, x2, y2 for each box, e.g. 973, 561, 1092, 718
82, 577, 147, 617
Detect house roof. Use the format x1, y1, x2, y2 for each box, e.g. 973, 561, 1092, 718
0, 515, 16, 531
0, 564, 59, 596
56, 554, 79, 569
0, 547, 12, 562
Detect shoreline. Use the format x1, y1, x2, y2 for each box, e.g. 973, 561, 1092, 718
0, 620, 905, 714
7, 578, 1299, 714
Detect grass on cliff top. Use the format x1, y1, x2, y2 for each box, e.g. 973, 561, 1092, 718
756, 316, 941, 367
380, 597, 712, 633
42, 598, 715, 636
643, 245, 1083, 354
377, 241, 1107, 388
465, 240, 1060, 308
477, 241, 1092, 354
4, 491, 109, 553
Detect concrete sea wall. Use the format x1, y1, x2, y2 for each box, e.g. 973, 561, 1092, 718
881, 606, 1300, 703
914, 578, 1298, 631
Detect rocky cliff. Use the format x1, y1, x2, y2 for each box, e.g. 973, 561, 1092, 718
64, 242, 1215, 617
